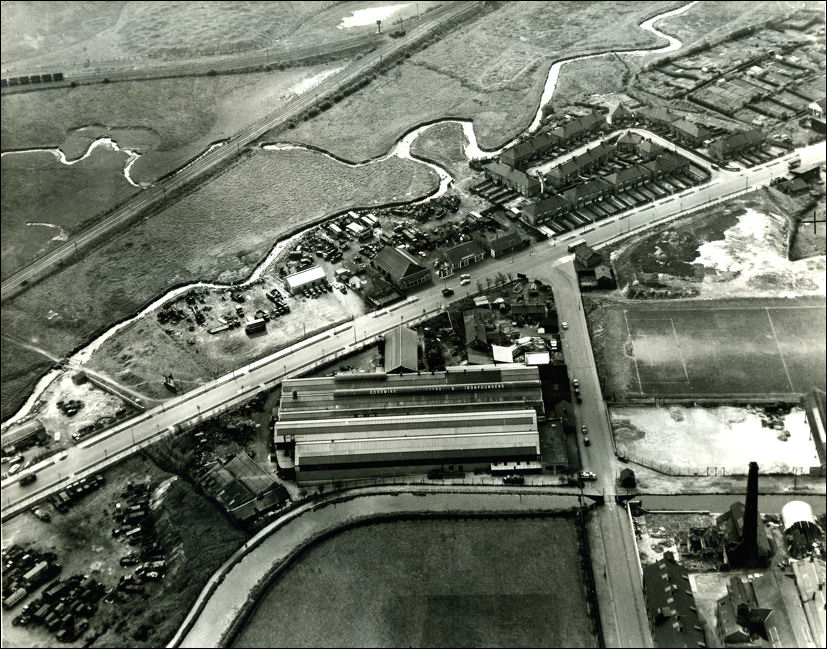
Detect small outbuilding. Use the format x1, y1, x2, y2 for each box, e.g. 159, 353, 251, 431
284, 265, 327, 295
619, 468, 636, 488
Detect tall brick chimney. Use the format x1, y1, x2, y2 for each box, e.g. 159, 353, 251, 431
742, 461, 760, 567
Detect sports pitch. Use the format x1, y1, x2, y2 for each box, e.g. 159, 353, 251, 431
622, 300, 826, 397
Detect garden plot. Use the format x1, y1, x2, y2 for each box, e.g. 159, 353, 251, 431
612, 405, 821, 474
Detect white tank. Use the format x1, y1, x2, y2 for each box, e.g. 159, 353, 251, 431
781, 500, 816, 531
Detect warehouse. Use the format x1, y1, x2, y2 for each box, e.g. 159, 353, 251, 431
384, 325, 418, 374
275, 365, 545, 481
291, 410, 541, 482
284, 265, 327, 295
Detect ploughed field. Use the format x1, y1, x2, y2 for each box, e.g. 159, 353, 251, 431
231, 516, 598, 648
604, 298, 826, 398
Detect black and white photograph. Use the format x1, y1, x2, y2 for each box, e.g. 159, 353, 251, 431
1, 1, 825, 647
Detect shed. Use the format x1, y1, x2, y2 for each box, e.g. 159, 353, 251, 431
284, 265, 327, 295
384, 325, 418, 374
2, 418, 47, 451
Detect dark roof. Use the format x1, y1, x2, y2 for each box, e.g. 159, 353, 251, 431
464, 312, 488, 346
441, 240, 485, 266
500, 131, 561, 165
484, 161, 541, 192
551, 112, 605, 140
564, 178, 609, 203
3, 418, 46, 446
636, 106, 677, 124
610, 103, 634, 121
573, 243, 603, 268
510, 303, 547, 315
199, 451, 283, 517
595, 263, 613, 280
671, 118, 711, 140
385, 325, 418, 373
716, 501, 772, 559
605, 165, 649, 186
643, 152, 687, 175
617, 132, 643, 146
489, 231, 527, 254
642, 551, 705, 648
374, 246, 429, 281
802, 388, 826, 465
637, 139, 664, 156
523, 195, 570, 218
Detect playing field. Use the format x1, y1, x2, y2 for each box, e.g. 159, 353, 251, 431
232, 517, 597, 648
621, 300, 826, 396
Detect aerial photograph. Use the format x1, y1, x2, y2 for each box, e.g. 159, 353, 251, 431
1, 1, 825, 647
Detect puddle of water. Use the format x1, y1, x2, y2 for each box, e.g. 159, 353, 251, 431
338, 4, 412, 29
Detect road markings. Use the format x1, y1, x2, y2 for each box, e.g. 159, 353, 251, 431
623, 310, 644, 393
670, 318, 690, 382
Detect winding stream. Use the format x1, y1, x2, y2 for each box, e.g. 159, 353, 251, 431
2, 2, 698, 430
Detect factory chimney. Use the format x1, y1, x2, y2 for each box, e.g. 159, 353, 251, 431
742, 461, 760, 567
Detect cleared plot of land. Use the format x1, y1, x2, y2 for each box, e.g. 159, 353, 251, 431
281, 1, 676, 161
0, 148, 437, 421
622, 302, 826, 396
612, 405, 820, 474
232, 517, 597, 648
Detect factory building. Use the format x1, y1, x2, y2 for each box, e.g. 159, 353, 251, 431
275, 365, 545, 483
284, 265, 327, 295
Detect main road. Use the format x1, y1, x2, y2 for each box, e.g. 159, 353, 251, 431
2, 140, 823, 518
0, 1, 481, 302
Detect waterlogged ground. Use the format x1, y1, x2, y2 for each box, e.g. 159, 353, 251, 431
231, 517, 597, 648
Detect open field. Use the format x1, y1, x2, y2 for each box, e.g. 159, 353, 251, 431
612, 405, 820, 474
231, 516, 597, 648
1, 62, 346, 183
1, 147, 139, 278
0, 148, 438, 421
280, 1, 677, 161
1, 2, 320, 69
0, 340, 54, 427
0, 454, 248, 648
593, 298, 826, 400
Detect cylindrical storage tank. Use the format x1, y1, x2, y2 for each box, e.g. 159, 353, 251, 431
781, 500, 816, 531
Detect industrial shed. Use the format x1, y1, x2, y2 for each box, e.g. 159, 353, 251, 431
2, 418, 47, 452
292, 410, 541, 482
284, 265, 327, 295
275, 365, 546, 482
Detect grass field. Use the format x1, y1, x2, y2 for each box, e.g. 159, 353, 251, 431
1, 147, 139, 278
280, 1, 676, 161
231, 517, 597, 648
0, 148, 438, 421
620, 299, 826, 397
1, 62, 345, 183
1, 2, 323, 68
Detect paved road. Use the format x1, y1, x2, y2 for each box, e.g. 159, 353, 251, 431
3, 139, 824, 517
0, 1, 480, 302
549, 259, 652, 647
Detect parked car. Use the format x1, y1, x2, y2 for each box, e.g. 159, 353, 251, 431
503, 475, 525, 485
579, 471, 597, 481
459, 278, 471, 286
18, 473, 37, 486
583, 436, 590, 446
561, 322, 568, 330
441, 288, 454, 297
581, 425, 588, 435
9, 463, 23, 476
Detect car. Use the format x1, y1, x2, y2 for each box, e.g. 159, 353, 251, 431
459, 278, 471, 286
503, 475, 525, 485
575, 393, 582, 404
18, 473, 37, 486
579, 471, 597, 481
8, 462, 23, 476
460, 273, 471, 280
561, 322, 568, 330
441, 288, 454, 297
581, 425, 588, 435
583, 436, 590, 446
572, 379, 579, 388
32, 508, 51, 522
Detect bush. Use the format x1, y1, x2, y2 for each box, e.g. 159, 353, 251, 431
207, 69, 217, 76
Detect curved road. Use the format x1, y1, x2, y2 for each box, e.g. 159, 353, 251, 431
0, 1, 480, 302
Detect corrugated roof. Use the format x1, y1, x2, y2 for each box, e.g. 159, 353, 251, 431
374, 246, 428, 281
385, 325, 418, 373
